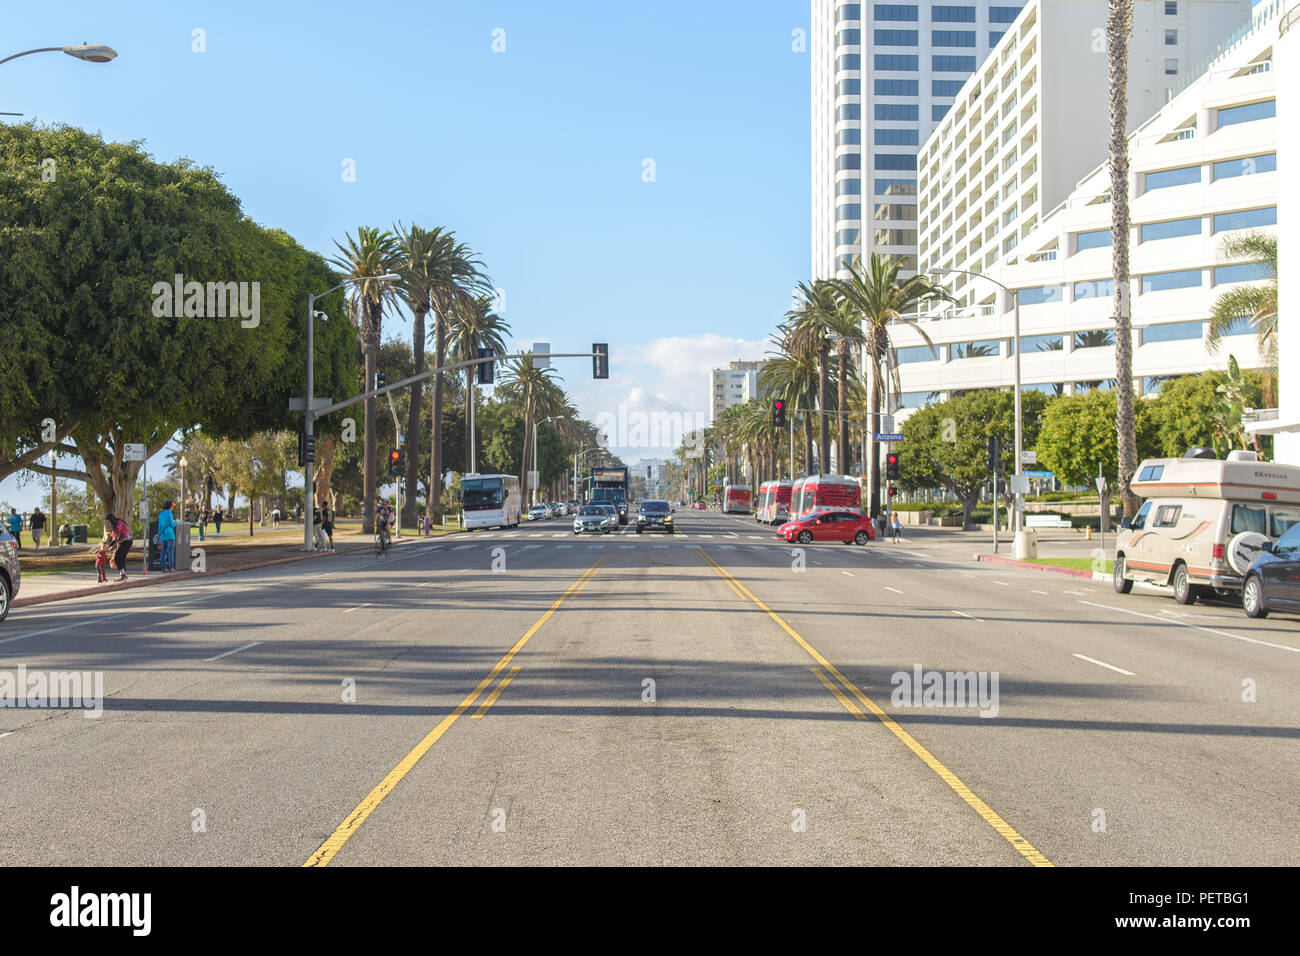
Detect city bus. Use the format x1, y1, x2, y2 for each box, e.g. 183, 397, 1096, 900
792, 474, 862, 519
756, 480, 794, 524
460, 473, 522, 529
722, 484, 753, 514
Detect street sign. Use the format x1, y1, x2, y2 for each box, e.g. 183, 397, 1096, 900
882, 415, 895, 433
1010, 473, 1030, 495
138, 499, 148, 520
873, 432, 905, 442
1025, 470, 1053, 479
288, 397, 333, 411
1095, 476, 1110, 495
527, 470, 539, 489
123, 443, 146, 462
1021, 450, 1037, 464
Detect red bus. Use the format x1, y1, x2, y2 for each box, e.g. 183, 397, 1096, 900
793, 474, 862, 519
756, 480, 794, 524
722, 484, 753, 514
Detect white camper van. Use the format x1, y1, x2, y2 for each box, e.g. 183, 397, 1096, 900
1112, 449, 1300, 604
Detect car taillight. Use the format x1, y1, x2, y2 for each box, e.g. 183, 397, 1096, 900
1212, 544, 1225, 560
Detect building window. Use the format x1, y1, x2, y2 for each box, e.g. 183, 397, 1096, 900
933, 54, 977, 71
896, 345, 938, 364
1216, 100, 1276, 128
837, 53, 862, 71
932, 103, 950, 120
1165, 58, 1178, 75
1074, 380, 1115, 392
989, 30, 1006, 44
931, 6, 976, 22
838, 254, 856, 271
1073, 330, 1115, 349
838, 29, 863, 45
837, 204, 863, 221
1017, 285, 1063, 306
932, 30, 976, 47
989, 7, 1022, 23
1141, 269, 1202, 293
837, 103, 862, 121
1217, 316, 1256, 337
873, 202, 916, 220
837, 128, 862, 146
875, 103, 919, 121
1213, 263, 1272, 285
1141, 321, 1202, 344
875, 53, 918, 70
875, 29, 919, 45
1073, 279, 1114, 299
1018, 333, 1063, 353
837, 78, 862, 96
874, 178, 916, 195
1074, 228, 1112, 252
1212, 153, 1277, 179
950, 339, 1001, 359
932, 79, 965, 96
837, 153, 863, 171
874, 153, 917, 170
874, 4, 919, 21
875, 128, 919, 145
1213, 206, 1277, 232
836, 229, 861, 246
1143, 165, 1200, 190
1140, 217, 1201, 241
1165, 29, 1177, 45
838, 3, 863, 21
897, 392, 936, 408
837, 178, 863, 195
1165, 2, 1178, 13
875, 78, 919, 95
873, 228, 918, 245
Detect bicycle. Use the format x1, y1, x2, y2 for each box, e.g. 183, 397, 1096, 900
374, 525, 391, 558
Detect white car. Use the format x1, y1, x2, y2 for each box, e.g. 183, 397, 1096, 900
573, 505, 617, 534
528, 505, 550, 521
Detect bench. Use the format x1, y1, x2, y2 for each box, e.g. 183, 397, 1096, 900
1025, 514, 1073, 529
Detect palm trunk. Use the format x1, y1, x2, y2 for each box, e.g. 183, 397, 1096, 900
837, 343, 850, 473
363, 347, 377, 535
429, 308, 447, 523
402, 304, 427, 526
817, 343, 830, 474
801, 412, 813, 477
1109, 0, 1139, 518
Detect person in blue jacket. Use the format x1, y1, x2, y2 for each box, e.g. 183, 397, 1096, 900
158, 500, 177, 572
6, 509, 21, 549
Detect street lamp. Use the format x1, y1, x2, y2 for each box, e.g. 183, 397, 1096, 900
302, 273, 401, 551
532, 415, 563, 507
930, 267, 1023, 533
178, 456, 188, 522
0, 43, 118, 67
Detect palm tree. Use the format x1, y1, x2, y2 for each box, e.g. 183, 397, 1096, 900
331, 226, 398, 534
497, 356, 563, 504
838, 252, 953, 516
782, 280, 840, 472
760, 350, 819, 476
1107, 0, 1139, 519
1208, 231, 1278, 370
826, 298, 867, 471
393, 223, 440, 526
425, 231, 487, 524
450, 295, 512, 475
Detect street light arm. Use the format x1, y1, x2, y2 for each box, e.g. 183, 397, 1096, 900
0, 47, 63, 66
0, 44, 117, 66
928, 266, 1013, 297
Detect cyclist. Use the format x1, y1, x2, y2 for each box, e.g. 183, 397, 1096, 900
375, 500, 393, 547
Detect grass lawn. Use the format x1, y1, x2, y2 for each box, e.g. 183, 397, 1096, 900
1022, 557, 1112, 574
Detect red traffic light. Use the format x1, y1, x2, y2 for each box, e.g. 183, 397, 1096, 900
389, 451, 400, 462
886, 453, 898, 465
774, 400, 783, 410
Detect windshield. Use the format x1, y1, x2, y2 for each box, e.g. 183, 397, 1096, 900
462, 478, 503, 511
641, 501, 669, 514
579, 507, 605, 516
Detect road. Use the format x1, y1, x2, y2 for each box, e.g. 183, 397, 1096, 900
1, 508, 1296, 866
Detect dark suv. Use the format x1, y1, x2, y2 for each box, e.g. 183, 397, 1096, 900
0, 526, 20, 622
636, 499, 675, 534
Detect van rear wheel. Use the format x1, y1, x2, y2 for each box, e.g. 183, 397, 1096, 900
1172, 563, 1199, 605
1113, 554, 1133, 594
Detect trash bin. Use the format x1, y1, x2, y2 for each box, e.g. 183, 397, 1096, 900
1014, 528, 1038, 560
72, 524, 88, 544
146, 519, 164, 571
175, 523, 192, 571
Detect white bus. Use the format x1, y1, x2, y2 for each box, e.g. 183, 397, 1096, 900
460, 474, 522, 530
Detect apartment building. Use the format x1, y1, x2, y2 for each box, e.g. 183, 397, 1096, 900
709, 361, 767, 422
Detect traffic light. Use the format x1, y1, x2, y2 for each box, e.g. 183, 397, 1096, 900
476, 347, 495, 384
888, 486, 898, 498
987, 435, 1001, 472
772, 399, 786, 428
592, 343, 609, 379
886, 451, 900, 480
299, 432, 316, 467
388, 448, 403, 476
376, 371, 387, 391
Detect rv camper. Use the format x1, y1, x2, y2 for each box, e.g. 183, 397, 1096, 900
1112, 448, 1300, 604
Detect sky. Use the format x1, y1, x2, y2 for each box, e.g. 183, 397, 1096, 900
2, 0, 810, 508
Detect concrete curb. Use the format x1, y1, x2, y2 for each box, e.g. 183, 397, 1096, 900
11, 531, 458, 609
975, 554, 1099, 579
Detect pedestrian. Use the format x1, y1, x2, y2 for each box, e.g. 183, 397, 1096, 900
271, 506, 281, 530
59, 520, 72, 546
321, 503, 335, 552
295, 504, 303, 525
29, 507, 46, 549
93, 536, 111, 582
198, 507, 209, 541
213, 507, 223, 534
7, 508, 22, 549
158, 499, 177, 572
103, 513, 133, 582
891, 512, 902, 543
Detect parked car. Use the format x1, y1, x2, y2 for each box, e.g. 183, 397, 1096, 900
567, 500, 580, 514
693, 500, 708, 510
636, 499, 675, 534
0, 526, 19, 622
528, 504, 550, 521
1241, 523, 1300, 618
776, 509, 874, 546
573, 505, 617, 534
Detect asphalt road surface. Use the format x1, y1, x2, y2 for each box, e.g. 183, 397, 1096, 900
2, 509, 1296, 866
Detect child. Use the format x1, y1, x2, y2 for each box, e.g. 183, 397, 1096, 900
93, 537, 112, 582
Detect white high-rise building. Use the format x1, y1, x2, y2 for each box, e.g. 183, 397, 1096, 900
709, 360, 767, 422
917, 0, 1252, 308
811, 1, 1030, 281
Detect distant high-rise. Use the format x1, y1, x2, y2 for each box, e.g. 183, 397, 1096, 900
709, 360, 767, 422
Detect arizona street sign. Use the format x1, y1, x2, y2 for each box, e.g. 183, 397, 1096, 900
873, 432, 905, 442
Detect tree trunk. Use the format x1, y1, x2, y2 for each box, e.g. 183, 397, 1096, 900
1108, 0, 1140, 519
429, 308, 447, 523
402, 304, 427, 527
817, 343, 830, 474
363, 346, 377, 535
801, 413, 814, 477
837, 342, 850, 473
961, 490, 979, 532
315, 435, 339, 507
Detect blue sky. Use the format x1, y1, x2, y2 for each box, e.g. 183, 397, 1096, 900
3, 1, 811, 507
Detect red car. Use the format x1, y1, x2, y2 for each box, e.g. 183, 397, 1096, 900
693, 500, 708, 510
777, 509, 875, 546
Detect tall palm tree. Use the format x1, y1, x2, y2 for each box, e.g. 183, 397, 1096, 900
783, 280, 841, 471
1107, 0, 1140, 519
1208, 231, 1278, 368
497, 356, 563, 504
331, 226, 398, 534
450, 294, 512, 475
760, 350, 819, 476
825, 297, 867, 471
425, 231, 487, 523
838, 252, 952, 516
393, 223, 440, 526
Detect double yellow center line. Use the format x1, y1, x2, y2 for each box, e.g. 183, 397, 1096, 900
304, 556, 607, 867
697, 549, 1052, 867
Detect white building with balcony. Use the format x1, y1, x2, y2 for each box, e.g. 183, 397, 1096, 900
890, 0, 1280, 418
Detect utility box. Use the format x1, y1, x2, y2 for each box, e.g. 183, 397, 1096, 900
72, 524, 88, 544
175, 523, 192, 571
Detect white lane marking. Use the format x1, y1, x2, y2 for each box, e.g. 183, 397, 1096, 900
1078, 600, 1300, 655
1031, 590, 1049, 595
342, 603, 371, 614
841, 571, 854, 577
556, 544, 573, 549
951, 610, 984, 622
1072, 653, 1135, 676
1063, 590, 1084, 595
0, 731, 13, 739
523, 544, 541, 550
620, 545, 634, 550
884, 586, 903, 594
204, 641, 263, 662
0, 589, 224, 645
812, 561, 824, 566
992, 581, 1010, 587
452, 544, 474, 551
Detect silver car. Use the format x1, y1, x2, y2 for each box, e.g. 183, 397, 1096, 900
0, 526, 20, 622
573, 505, 616, 535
